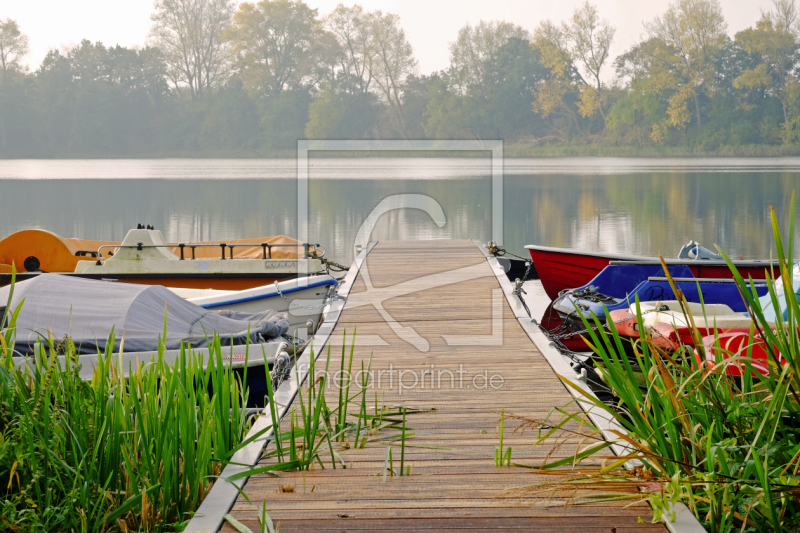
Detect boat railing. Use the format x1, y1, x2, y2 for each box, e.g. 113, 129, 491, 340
648, 276, 770, 284
93, 242, 323, 264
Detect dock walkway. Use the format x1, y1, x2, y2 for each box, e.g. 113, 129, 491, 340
222, 240, 667, 532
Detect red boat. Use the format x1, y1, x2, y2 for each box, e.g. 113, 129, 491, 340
698, 331, 787, 377
526, 245, 779, 301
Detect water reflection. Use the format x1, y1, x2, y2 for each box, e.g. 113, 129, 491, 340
0, 159, 798, 265
508, 172, 799, 259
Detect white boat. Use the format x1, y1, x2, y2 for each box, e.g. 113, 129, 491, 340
3, 274, 297, 404
628, 263, 800, 331
168, 275, 339, 338
634, 300, 763, 330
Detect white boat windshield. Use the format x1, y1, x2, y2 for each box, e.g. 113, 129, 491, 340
758, 262, 800, 322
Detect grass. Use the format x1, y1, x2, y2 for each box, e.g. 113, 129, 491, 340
223, 329, 424, 531
0, 270, 254, 532
227, 330, 417, 479
525, 196, 800, 532
219, 329, 423, 532
495, 407, 512, 467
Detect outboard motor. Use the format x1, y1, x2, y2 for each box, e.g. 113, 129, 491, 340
677, 240, 722, 260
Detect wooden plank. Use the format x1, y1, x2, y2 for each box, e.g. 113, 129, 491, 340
224, 241, 666, 532
225, 504, 655, 520
224, 518, 664, 531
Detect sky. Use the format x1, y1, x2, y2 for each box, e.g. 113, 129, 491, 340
3, 0, 776, 78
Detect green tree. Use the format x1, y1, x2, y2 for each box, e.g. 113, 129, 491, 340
423, 73, 475, 139
425, 38, 549, 140
31, 41, 170, 155
305, 90, 378, 138
260, 89, 312, 148
199, 79, 262, 149
607, 39, 672, 146
397, 74, 438, 139
447, 20, 529, 94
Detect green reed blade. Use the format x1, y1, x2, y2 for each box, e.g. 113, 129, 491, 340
400, 406, 406, 475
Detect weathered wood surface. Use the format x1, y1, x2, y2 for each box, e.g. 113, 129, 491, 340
222, 240, 665, 532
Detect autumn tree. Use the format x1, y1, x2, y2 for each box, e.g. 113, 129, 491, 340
0, 19, 28, 76
563, 2, 615, 91
646, 0, 728, 129
531, 21, 580, 140
0, 19, 29, 151
149, 0, 234, 99
734, 0, 800, 128
324, 4, 373, 94
531, 3, 615, 134
224, 0, 330, 98
363, 11, 417, 138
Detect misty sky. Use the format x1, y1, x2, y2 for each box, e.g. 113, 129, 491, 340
4, 0, 775, 79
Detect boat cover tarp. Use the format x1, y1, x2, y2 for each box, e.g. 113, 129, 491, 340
0, 274, 289, 355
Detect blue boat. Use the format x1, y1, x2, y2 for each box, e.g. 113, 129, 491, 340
552, 263, 770, 331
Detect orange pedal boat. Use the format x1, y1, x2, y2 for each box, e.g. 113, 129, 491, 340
0, 226, 326, 290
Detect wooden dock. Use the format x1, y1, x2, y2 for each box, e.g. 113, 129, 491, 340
220, 240, 668, 532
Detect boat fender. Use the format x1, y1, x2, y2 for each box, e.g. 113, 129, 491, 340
608, 309, 638, 337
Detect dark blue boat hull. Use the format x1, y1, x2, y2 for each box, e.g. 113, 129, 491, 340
552, 264, 769, 331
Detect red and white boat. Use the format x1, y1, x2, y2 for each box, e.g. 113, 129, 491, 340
525, 243, 779, 301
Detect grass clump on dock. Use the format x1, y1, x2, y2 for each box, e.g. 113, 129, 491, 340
228, 330, 419, 481
0, 291, 252, 532
529, 201, 800, 532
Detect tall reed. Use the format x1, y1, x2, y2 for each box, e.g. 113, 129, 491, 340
0, 278, 251, 533
529, 198, 800, 532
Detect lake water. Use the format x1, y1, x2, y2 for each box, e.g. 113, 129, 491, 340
2, 157, 800, 265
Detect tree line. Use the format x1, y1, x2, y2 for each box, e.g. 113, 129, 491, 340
1, 0, 800, 156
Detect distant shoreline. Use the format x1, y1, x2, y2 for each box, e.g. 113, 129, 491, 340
2, 143, 800, 159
